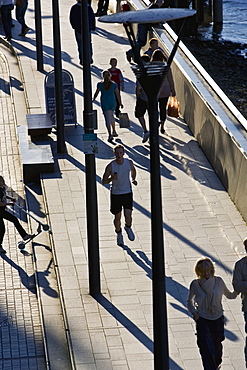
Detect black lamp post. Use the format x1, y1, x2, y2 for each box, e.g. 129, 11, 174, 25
34, 0, 43, 71
52, 0, 66, 153
99, 8, 196, 369
131, 56, 170, 370
81, 0, 100, 296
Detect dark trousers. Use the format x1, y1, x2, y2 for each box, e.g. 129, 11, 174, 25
96, 0, 109, 14
0, 4, 14, 39
196, 315, 225, 370
158, 96, 169, 122
0, 208, 27, 245
244, 312, 247, 367
74, 31, 92, 64
16, 0, 28, 33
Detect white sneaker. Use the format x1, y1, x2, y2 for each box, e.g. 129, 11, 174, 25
116, 232, 124, 246
142, 131, 150, 143
124, 226, 135, 241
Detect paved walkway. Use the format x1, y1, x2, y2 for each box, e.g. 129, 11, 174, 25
0, 51, 46, 369
0, 0, 247, 369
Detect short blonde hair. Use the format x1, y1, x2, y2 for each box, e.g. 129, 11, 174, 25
194, 256, 215, 278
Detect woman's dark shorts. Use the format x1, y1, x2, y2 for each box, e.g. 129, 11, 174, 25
110, 192, 133, 215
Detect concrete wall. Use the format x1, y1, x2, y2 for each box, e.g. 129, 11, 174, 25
174, 65, 247, 218
125, 0, 247, 222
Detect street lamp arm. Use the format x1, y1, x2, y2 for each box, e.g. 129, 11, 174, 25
98, 8, 196, 24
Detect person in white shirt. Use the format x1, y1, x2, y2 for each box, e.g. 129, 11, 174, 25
187, 256, 238, 370
102, 144, 137, 246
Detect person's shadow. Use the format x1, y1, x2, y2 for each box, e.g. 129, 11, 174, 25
121, 246, 239, 342
1, 253, 58, 298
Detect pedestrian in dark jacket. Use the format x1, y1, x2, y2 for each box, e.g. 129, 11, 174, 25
69, 0, 95, 65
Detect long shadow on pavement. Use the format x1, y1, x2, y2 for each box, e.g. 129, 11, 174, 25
133, 200, 233, 275
52, 126, 234, 275
94, 293, 183, 370
1, 252, 58, 298
122, 245, 238, 342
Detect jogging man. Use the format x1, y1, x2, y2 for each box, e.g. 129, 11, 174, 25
102, 144, 137, 246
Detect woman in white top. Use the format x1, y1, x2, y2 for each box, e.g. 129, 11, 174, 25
187, 256, 238, 370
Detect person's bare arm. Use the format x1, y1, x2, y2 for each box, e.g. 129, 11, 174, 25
92, 87, 100, 101
102, 163, 115, 184
114, 87, 123, 109
135, 84, 141, 98
130, 160, 137, 186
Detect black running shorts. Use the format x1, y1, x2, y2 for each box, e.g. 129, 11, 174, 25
110, 192, 133, 215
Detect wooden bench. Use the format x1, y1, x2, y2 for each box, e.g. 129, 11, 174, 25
26, 113, 53, 138
18, 125, 55, 183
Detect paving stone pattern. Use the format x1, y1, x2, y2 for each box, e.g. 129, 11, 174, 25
0, 54, 46, 369
41, 5, 247, 368
0, 0, 247, 368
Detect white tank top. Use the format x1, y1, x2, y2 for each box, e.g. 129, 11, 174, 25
111, 158, 132, 195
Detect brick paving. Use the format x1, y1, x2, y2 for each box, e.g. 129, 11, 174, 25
0, 53, 46, 369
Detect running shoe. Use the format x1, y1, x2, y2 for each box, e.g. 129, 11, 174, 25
124, 226, 135, 241
142, 131, 150, 143
116, 232, 124, 246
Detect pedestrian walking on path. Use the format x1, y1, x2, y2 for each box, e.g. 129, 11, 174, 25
0, 176, 33, 253
143, 37, 163, 59
134, 54, 150, 143
102, 144, 137, 246
187, 256, 238, 370
93, 70, 123, 142
16, 0, 29, 36
126, 0, 164, 63
232, 238, 247, 368
151, 49, 176, 134
135, 80, 150, 143
69, 0, 95, 65
108, 57, 124, 118
0, 0, 15, 41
